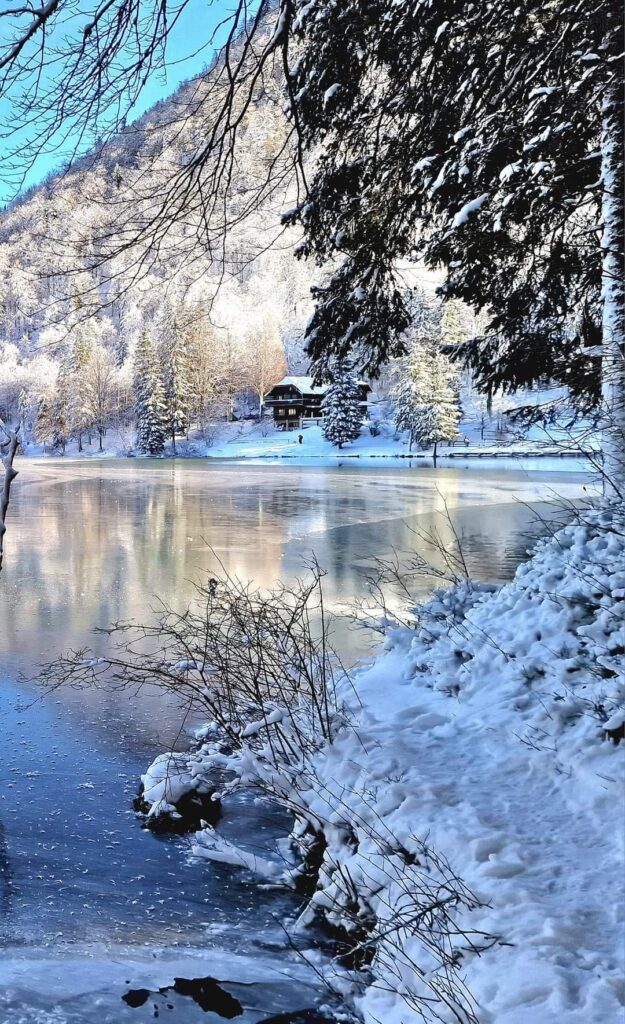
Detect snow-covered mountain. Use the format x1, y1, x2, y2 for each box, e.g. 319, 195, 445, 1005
0, 38, 315, 428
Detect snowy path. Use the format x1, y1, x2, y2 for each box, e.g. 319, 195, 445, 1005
348, 648, 624, 1022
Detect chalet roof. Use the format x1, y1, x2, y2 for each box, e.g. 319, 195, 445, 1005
270, 375, 371, 396
272, 376, 327, 395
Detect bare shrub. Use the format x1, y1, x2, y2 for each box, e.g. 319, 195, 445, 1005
201, 422, 220, 448
41, 560, 347, 769
40, 554, 499, 1024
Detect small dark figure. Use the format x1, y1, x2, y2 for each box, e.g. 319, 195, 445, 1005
298, 434, 304, 444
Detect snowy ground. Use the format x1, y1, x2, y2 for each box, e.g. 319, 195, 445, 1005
203, 422, 598, 465
140, 502, 625, 1024
19, 417, 599, 467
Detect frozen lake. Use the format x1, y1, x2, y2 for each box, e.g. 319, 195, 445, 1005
0, 458, 592, 1022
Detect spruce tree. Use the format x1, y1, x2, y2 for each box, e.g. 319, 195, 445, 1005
133, 329, 166, 455
71, 331, 93, 452
441, 300, 474, 350
392, 345, 461, 462
160, 318, 190, 452
51, 354, 73, 454
321, 362, 363, 448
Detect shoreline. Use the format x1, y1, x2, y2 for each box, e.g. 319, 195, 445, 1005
17, 448, 594, 464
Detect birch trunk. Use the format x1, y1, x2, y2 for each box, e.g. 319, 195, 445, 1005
0, 426, 19, 573
600, 83, 625, 493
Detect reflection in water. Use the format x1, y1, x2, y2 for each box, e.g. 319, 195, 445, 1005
1, 458, 588, 678
0, 459, 589, 1021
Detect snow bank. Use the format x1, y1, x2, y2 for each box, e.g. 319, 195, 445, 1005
140, 503, 624, 1023
286, 502, 625, 1023
139, 751, 220, 826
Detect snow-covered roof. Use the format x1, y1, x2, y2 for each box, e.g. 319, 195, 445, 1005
272, 376, 327, 395
271, 375, 371, 395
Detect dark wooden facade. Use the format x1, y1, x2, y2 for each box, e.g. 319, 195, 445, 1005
264, 377, 371, 430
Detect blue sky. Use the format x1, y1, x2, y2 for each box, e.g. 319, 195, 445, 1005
0, 0, 243, 202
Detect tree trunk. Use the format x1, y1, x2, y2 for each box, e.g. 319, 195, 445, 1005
99, 430, 103, 452
0, 426, 19, 573
78, 433, 83, 452
172, 429, 176, 454
600, 82, 625, 493
433, 440, 438, 466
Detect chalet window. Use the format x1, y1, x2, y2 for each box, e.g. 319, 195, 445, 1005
288, 407, 297, 415
277, 408, 284, 416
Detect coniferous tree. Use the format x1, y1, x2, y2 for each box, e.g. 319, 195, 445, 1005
441, 300, 474, 350
71, 331, 93, 452
133, 329, 166, 455
160, 318, 190, 452
34, 392, 53, 450
17, 388, 29, 433
321, 362, 363, 448
393, 345, 461, 461
51, 354, 73, 454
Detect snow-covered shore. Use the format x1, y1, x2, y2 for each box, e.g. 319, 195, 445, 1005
140, 501, 625, 1024
18, 419, 598, 469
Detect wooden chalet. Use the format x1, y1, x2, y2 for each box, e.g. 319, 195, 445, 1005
264, 376, 371, 430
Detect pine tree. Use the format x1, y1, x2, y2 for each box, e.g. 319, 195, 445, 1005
321, 362, 363, 448
160, 317, 190, 452
34, 392, 53, 450
71, 331, 93, 451
441, 300, 474, 350
392, 345, 461, 463
51, 353, 73, 454
133, 329, 166, 455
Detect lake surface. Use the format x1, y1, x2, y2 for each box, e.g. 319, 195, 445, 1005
0, 458, 591, 1023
